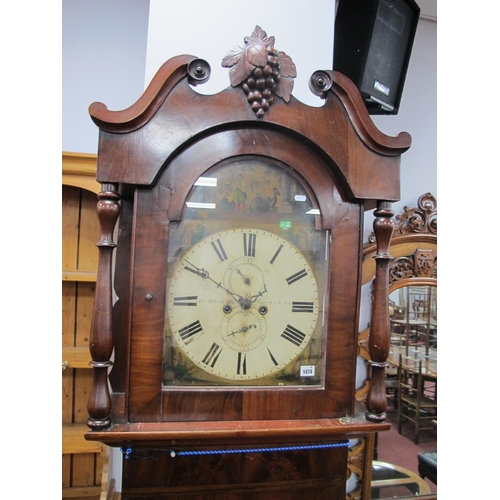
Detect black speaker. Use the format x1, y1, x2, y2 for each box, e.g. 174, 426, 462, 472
333, 0, 420, 115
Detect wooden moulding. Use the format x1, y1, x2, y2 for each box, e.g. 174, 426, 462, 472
85, 415, 390, 448
326, 70, 411, 156
89, 55, 409, 203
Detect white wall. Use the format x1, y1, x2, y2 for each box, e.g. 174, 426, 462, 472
145, 0, 335, 106
62, 0, 150, 153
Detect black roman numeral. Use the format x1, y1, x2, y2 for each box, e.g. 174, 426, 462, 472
281, 325, 306, 346
202, 342, 222, 367
243, 233, 256, 257
178, 320, 203, 342
267, 348, 278, 366
270, 244, 283, 264
286, 269, 307, 285
173, 296, 198, 306
211, 239, 228, 262
237, 352, 247, 375
292, 301, 314, 313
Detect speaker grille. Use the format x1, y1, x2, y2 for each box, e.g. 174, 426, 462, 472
361, 0, 415, 109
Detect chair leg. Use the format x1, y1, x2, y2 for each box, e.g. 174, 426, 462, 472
397, 389, 403, 434
414, 406, 420, 444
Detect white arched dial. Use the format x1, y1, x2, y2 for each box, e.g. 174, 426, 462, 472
166, 228, 320, 381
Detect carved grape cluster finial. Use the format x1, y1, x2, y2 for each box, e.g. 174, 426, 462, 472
222, 26, 297, 118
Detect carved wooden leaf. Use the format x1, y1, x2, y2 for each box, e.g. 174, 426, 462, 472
222, 45, 263, 87
221, 49, 242, 69
244, 25, 273, 47
277, 51, 297, 78
243, 43, 269, 67
227, 58, 253, 87
275, 76, 294, 102
221, 48, 247, 87
222, 26, 270, 87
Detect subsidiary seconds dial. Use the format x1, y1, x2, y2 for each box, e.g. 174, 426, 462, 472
167, 228, 320, 381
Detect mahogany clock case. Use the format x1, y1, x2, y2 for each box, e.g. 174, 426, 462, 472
85, 39, 411, 435
164, 157, 328, 388
85, 24, 411, 446
83, 27, 411, 497
113, 124, 364, 424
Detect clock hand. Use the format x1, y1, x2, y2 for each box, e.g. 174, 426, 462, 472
236, 268, 251, 285
228, 324, 257, 336
250, 284, 268, 302
183, 260, 210, 279
184, 260, 251, 308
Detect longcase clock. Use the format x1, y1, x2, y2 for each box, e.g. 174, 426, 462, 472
85, 26, 411, 499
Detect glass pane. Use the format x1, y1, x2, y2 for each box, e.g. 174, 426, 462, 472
163, 156, 329, 388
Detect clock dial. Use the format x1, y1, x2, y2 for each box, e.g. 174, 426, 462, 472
166, 228, 320, 382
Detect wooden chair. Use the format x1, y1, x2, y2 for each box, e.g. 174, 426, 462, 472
397, 354, 437, 444
385, 363, 399, 410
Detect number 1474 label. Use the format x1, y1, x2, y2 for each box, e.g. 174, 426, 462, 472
300, 365, 315, 377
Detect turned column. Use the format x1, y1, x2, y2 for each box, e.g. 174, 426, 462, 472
365, 201, 394, 422
87, 183, 120, 430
